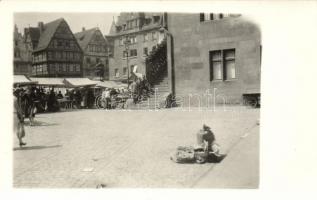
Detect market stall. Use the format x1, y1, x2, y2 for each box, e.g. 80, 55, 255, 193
29, 77, 65, 87
14, 75, 38, 86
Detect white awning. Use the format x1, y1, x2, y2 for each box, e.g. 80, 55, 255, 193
63, 78, 97, 87
94, 81, 119, 88
14, 75, 38, 85
29, 78, 65, 87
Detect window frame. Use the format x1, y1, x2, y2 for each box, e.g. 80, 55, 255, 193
114, 68, 119, 78
209, 48, 236, 82
223, 49, 236, 80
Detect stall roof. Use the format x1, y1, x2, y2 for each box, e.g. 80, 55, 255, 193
63, 78, 97, 87
94, 81, 120, 88
30, 77, 65, 87
94, 81, 128, 89
14, 75, 38, 85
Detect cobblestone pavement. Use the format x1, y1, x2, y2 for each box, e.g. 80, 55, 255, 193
13, 106, 259, 188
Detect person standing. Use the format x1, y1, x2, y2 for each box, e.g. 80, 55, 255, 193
13, 89, 26, 147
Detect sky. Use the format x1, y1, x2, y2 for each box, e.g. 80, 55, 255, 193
14, 12, 119, 36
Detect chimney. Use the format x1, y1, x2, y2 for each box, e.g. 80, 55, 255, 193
38, 22, 44, 34
82, 27, 85, 31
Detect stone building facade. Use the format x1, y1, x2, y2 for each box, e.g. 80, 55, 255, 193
13, 25, 32, 76
166, 13, 261, 106
30, 18, 83, 77
106, 12, 166, 82
74, 27, 109, 80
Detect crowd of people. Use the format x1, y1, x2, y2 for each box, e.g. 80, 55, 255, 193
13, 85, 97, 114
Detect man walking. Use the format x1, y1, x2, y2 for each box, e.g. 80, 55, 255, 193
13, 89, 26, 147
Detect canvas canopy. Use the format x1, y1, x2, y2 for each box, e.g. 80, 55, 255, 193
14, 75, 38, 85
63, 78, 97, 88
94, 81, 128, 89
94, 81, 120, 88
30, 78, 65, 87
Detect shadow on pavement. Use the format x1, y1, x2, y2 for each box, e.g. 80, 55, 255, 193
207, 154, 227, 163
24, 120, 59, 127
13, 145, 62, 151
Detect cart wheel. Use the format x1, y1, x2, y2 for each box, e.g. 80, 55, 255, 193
195, 155, 206, 164
95, 95, 103, 109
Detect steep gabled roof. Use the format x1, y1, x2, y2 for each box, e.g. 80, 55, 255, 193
108, 20, 117, 35
24, 27, 40, 48
74, 27, 98, 51
28, 27, 40, 42
34, 18, 64, 52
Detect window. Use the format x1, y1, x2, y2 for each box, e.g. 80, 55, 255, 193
143, 47, 148, 56
153, 16, 160, 23
223, 49, 236, 79
66, 52, 70, 60
115, 68, 119, 77
130, 35, 137, 44
62, 63, 67, 72
210, 50, 222, 80
152, 31, 157, 40
37, 65, 42, 74
56, 52, 61, 59
58, 40, 63, 47
53, 40, 58, 48
119, 37, 124, 46
143, 33, 148, 42
69, 64, 74, 72
50, 64, 55, 72
86, 57, 91, 64
75, 64, 80, 72
74, 53, 79, 60
123, 50, 128, 58
66, 63, 69, 71
32, 66, 36, 74
43, 64, 47, 74
59, 63, 63, 72
209, 49, 236, 81
130, 65, 136, 73
200, 13, 228, 21
200, 13, 214, 21
70, 41, 74, 48
48, 52, 52, 60
69, 52, 73, 60
130, 49, 137, 57
63, 52, 67, 60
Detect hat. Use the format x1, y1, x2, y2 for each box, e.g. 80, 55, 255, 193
203, 124, 211, 130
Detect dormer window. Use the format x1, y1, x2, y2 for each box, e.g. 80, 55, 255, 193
153, 16, 160, 23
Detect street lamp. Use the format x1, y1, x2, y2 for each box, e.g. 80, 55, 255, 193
124, 36, 131, 88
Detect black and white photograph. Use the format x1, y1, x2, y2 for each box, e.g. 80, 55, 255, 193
1, 0, 317, 199
12, 11, 260, 188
